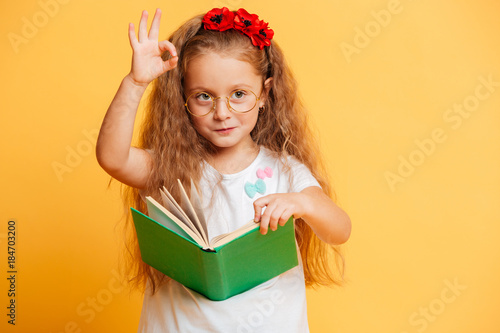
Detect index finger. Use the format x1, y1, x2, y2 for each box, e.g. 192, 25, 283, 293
253, 196, 270, 222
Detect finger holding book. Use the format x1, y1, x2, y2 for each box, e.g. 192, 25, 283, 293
253, 192, 304, 235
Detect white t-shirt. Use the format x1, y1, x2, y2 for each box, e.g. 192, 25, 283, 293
137, 147, 320, 333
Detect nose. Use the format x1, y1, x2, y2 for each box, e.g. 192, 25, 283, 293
212, 97, 232, 120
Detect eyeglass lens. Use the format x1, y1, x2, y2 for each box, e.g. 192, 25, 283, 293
186, 90, 257, 116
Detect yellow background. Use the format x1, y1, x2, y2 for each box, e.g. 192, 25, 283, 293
1, 0, 499, 332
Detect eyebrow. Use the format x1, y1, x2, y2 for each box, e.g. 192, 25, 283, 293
185, 83, 256, 96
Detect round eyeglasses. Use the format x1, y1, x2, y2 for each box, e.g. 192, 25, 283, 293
184, 89, 260, 117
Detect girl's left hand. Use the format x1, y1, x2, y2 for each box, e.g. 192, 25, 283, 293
253, 193, 307, 235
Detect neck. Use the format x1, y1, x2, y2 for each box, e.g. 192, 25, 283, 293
208, 143, 260, 174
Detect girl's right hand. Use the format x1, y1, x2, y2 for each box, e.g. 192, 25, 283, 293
127, 9, 178, 86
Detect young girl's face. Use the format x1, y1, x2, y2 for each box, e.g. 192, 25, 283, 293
183, 53, 266, 154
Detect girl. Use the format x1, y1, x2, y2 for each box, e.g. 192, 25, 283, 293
96, 7, 351, 332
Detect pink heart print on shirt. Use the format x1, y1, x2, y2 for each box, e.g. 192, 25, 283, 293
245, 167, 274, 199
256, 167, 273, 179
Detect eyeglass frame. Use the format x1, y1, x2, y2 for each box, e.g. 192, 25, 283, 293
184, 88, 262, 117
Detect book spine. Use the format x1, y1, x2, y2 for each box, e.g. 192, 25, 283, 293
198, 249, 228, 301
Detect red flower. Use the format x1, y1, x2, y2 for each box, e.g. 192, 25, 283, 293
202, 7, 234, 31
233, 8, 260, 33
234, 8, 274, 49
249, 20, 274, 49
202, 7, 274, 49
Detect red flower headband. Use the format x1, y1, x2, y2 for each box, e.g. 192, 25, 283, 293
202, 7, 274, 50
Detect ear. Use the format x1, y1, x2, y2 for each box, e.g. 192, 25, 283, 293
259, 77, 273, 108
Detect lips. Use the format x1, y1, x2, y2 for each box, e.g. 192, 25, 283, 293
215, 127, 235, 134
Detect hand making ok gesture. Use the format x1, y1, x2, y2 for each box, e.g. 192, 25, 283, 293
128, 9, 178, 86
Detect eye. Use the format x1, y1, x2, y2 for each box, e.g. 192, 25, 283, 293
196, 92, 212, 101
231, 90, 247, 99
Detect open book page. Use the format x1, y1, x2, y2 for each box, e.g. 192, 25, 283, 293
146, 179, 266, 251
189, 179, 209, 239
177, 179, 209, 245
145, 196, 206, 246
209, 220, 260, 248
160, 186, 198, 233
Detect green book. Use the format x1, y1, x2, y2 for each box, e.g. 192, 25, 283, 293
130, 180, 299, 301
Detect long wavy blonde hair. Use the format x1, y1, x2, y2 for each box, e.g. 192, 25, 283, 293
119, 12, 345, 295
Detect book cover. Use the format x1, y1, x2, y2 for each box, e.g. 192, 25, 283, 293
131, 208, 299, 301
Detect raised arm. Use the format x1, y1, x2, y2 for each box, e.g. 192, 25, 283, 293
96, 9, 178, 189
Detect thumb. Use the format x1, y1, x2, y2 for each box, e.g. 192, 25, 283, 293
166, 56, 178, 70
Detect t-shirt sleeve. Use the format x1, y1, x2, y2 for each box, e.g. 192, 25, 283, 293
287, 157, 321, 193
